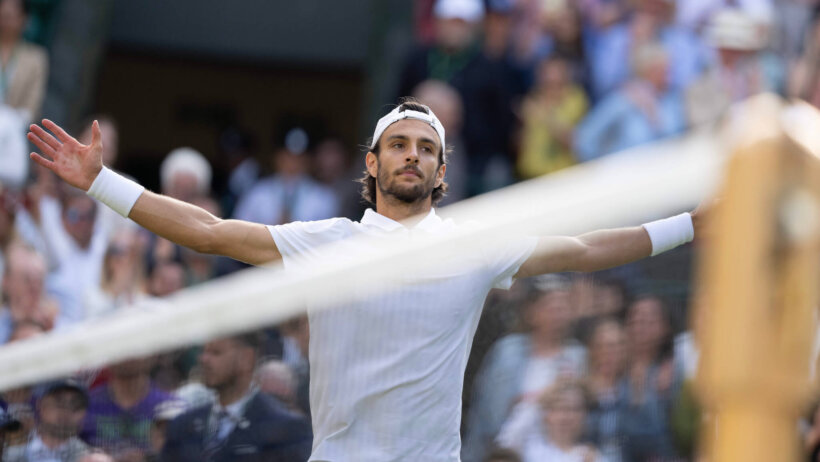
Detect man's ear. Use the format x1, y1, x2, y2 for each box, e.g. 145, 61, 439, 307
365, 151, 378, 178
435, 164, 446, 188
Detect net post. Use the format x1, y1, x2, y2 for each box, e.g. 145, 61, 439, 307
695, 96, 820, 462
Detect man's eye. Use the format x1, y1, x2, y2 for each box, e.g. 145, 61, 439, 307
393, 143, 404, 149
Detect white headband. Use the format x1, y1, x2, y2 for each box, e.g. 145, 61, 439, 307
370, 106, 446, 151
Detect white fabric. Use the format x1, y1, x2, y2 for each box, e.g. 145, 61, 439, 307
268, 208, 536, 462
371, 106, 446, 150
519, 435, 604, 462
233, 176, 338, 226
86, 167, 145, 218
642, 213, 694, 256
0, 105, 28, 189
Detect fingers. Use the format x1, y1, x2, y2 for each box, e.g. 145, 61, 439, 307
29, 123, 62, 148
42, 119, 77, 144
91, 119, 103, 148
30, 152, 55, 171
27, 131, 57, 159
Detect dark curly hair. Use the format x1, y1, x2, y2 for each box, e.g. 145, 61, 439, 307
358, 98, 449, 207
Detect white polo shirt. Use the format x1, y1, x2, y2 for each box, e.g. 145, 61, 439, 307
269, 208, 536, 462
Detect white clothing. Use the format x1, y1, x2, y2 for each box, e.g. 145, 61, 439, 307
496, 344, 587, 451
234, 175, 338, 225
674, 331, 699, 381
0, 105, 28, 189
520, 435, 603, 462
268, 208, 536, 462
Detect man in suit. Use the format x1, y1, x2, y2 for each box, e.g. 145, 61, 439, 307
160, 332, 312, 461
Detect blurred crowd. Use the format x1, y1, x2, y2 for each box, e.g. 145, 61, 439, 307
2, 0, 820, 460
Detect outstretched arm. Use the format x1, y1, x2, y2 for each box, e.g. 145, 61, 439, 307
28, 119, 281, 266
516, 212, 698, 278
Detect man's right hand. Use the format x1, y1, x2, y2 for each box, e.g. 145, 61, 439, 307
28, 119, 104, 192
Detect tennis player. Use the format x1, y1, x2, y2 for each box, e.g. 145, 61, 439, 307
28, 100, 697, 461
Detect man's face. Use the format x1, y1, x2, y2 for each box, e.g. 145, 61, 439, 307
37, 390, 86, 441
199, 339, 252, 391
62, 196, 97, 249
3, 249, 45, 314
542, 388, 585, 447
366, 120, 445, 206
527, 290, 573, 337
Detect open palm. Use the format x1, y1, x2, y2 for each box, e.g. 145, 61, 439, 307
28, 119, 103, 191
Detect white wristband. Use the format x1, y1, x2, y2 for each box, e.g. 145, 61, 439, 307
86, 167, 145, 218
642, 213, 694, 256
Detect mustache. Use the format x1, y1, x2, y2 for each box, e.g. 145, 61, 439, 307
394, 166, 422, 177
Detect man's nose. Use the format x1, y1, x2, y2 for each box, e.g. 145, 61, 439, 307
405, 146, 419, 163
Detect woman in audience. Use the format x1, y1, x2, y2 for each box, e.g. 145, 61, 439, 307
618, 294, 680, 461
584, 317, 628, 462
84, 229, 147, 318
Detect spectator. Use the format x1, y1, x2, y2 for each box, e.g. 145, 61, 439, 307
5, 379, 90, 462
83, 229, 147, 318
0, 187, 18, 295
501, 380, 603, 462
675, 0, 774, 33
584, 317, 628, 461
81, 357, 172, 459
619, 294, 680, 462
412, 79, 469, 204
587, 1, 709, 99
257, 360, 300, 413
0, 242, 58, 343
311, 136, 362, 220
215, 126, 260, 218
279, 315, 311, 417
7, 318, 44, 342
161, 333, 312, 461
574, 43, 687, 161
0, 0, 48, 122
160, 147, 212, 204
0, 398, 22, 460
146, 259, 185, 298
233, 127, 338, 225
688, 8, 784, 126
398, 0, 516, 195
516, 54, 588, 180
463, 276, 586, 462
38, 186, 109, 323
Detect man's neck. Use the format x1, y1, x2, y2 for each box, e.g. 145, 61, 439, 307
110, 375, 150, 409
217, 375, 253, 407
374, 197, 432, 225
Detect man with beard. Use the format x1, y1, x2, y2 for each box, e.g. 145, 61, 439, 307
28, 98, 698, 461
160, 334, 312, 461
5, 380, 90, 462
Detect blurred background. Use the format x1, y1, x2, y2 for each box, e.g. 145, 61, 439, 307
1, 0, 819, 461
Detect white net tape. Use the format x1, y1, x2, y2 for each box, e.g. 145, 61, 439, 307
0, 127, 727, 391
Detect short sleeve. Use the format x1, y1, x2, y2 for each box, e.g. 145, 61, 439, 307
267, 218, 352, 268
486, 236, 538, 290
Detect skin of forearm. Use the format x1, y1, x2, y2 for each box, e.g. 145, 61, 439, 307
127, 191, 221, 254
573, 226, 652, 272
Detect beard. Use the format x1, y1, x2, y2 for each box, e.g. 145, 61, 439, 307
376, 163, 436, 204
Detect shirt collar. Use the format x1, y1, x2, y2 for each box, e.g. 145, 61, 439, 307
361, 208, 442, 232
213, 387, 257, 420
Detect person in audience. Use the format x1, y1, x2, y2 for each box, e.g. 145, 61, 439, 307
502, 380, 603, 462
5, 379, 90, 462
398, 0, 516, 195
161, 333, 312, 461
147, 399, 187, 460
688, 8, 784, 126
619, 294, 680, 462
160, 147, 213, 205
463, 276, 586, 462
483, 446, 522, 462
574, 42, 687, 161
584, 317, 629, 461
78, 451, 115, 462
0, 242, 58, 343
83, 229, 146, 318
233, 127, 338, 225
81, 356, 172, 459
516, 54, 588, 180
257, 359, 300, 413
0, 0, 48, 123
146, 259, 185, 298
